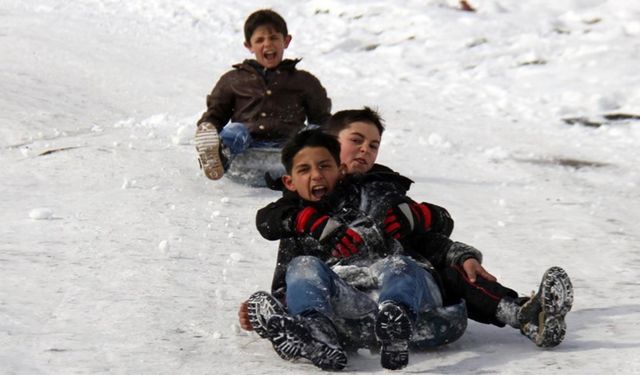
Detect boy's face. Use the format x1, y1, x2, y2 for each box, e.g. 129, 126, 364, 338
337, 121, 381, 174
244, 25, 291, 69
282, 147, 344, 202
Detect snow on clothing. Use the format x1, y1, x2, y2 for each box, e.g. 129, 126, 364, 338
257, 164, 455, 301
255, 165, 467, 349
257, 163, 518, 328
255, 165, 453, 319
198, 59, 331, 141
286, 255, 443, 322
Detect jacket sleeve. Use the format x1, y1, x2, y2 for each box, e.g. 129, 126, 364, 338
391, 196, 454, 237
197, 72, 235, 130
301, 72, 331, 126
402, 233, 482, 269
255, 195, 302, 241
422, 202, 454, 236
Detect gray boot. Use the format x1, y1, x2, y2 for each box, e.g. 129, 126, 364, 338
496, 267, 574, 348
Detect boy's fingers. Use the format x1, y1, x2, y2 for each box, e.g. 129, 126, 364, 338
238, 301, 254, 331
467, 269, 477, 283
480, 268, 497, 282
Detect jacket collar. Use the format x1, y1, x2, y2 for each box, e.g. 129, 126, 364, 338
234, 58, 301, 73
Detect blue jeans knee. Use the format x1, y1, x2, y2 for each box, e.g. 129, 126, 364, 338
219, 122, 251, 155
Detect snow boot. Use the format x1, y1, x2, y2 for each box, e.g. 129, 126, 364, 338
195, 122, 229, 180
246, 291, 286, 339
518, 266, 574, 347
267, 313, 347, 370
375, 302, 413, 370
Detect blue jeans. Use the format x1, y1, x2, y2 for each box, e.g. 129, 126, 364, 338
220, 122, 321, 155
285, 255, 442, 322
220, 122, 286, 155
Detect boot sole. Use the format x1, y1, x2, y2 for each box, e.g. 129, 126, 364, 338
537, 266, 574, 347
195, 123, 224, 180
267, 315, 347, 370
246, 291, 286, 339
375, 303, 412, 370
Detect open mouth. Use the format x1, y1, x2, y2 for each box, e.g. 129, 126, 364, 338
263, 51, 277, 63
311, 185, 328, 199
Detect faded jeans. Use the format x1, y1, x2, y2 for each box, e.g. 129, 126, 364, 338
220, 122, 321, 155
285, 255, 443, 322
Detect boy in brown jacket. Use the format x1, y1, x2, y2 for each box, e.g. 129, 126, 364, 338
195, 9, 331, 180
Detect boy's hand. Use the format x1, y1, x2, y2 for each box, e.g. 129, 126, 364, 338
238, 301, 253, 331
294, 207, 341, 241
330, 227, 364, 258
462, 258, 497, 283
383, 202, 431, 239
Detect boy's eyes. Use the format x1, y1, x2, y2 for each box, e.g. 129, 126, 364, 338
252, 35, 282, 44
350, 137, 379, 150
294, 163, 334, 174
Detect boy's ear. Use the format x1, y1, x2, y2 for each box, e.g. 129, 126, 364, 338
282, 174, 297, 192
244, 40, 252, 50
283, 34, 292, 48
339, 163, 348, 176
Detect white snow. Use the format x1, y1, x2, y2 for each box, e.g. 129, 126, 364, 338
1, 0, 640, 373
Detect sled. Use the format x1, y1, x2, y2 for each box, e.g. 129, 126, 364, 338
411, 299, 467, 349
226, 147, 285, 187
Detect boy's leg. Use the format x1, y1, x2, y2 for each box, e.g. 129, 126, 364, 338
285, 256, 377, 320
267, 256, 375, 370
376, 255, 443, 314
374, 255, 442, 370
439, 264, 519, 326
219, 122, 251, 155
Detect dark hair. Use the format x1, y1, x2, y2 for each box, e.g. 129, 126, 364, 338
244, 9, 288, 44
281, 130, 341, 173
325, 106, 385, 136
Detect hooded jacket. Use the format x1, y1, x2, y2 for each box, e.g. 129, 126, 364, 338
198, 59, 331, 140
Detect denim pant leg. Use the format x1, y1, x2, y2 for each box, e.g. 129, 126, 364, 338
219, 122, 251, 155
286, 256, 378, 321
375, 255, 443, 320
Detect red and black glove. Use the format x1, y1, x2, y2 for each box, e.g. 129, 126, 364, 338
294, 206, 339, 241
329, 227, 364, 258
295, 207, 364, 259
384, 201, 433, 239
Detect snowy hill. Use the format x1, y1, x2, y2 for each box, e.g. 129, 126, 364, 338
1, 0, 639, 373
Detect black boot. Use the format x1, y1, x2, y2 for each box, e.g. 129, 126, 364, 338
246, 291, 286, 339
375, 302, 413, 370
518, 267, 574, 347
267, 313, 347, 370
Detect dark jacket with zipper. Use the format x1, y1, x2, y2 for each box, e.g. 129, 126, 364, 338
198, 59, 331, 140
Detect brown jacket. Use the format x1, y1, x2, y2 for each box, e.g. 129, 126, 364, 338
198, 59, 331, 141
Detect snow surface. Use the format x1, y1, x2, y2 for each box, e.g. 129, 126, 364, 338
1, 0, 640, 373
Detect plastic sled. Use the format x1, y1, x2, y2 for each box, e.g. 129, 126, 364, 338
225, 147, 285, 187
